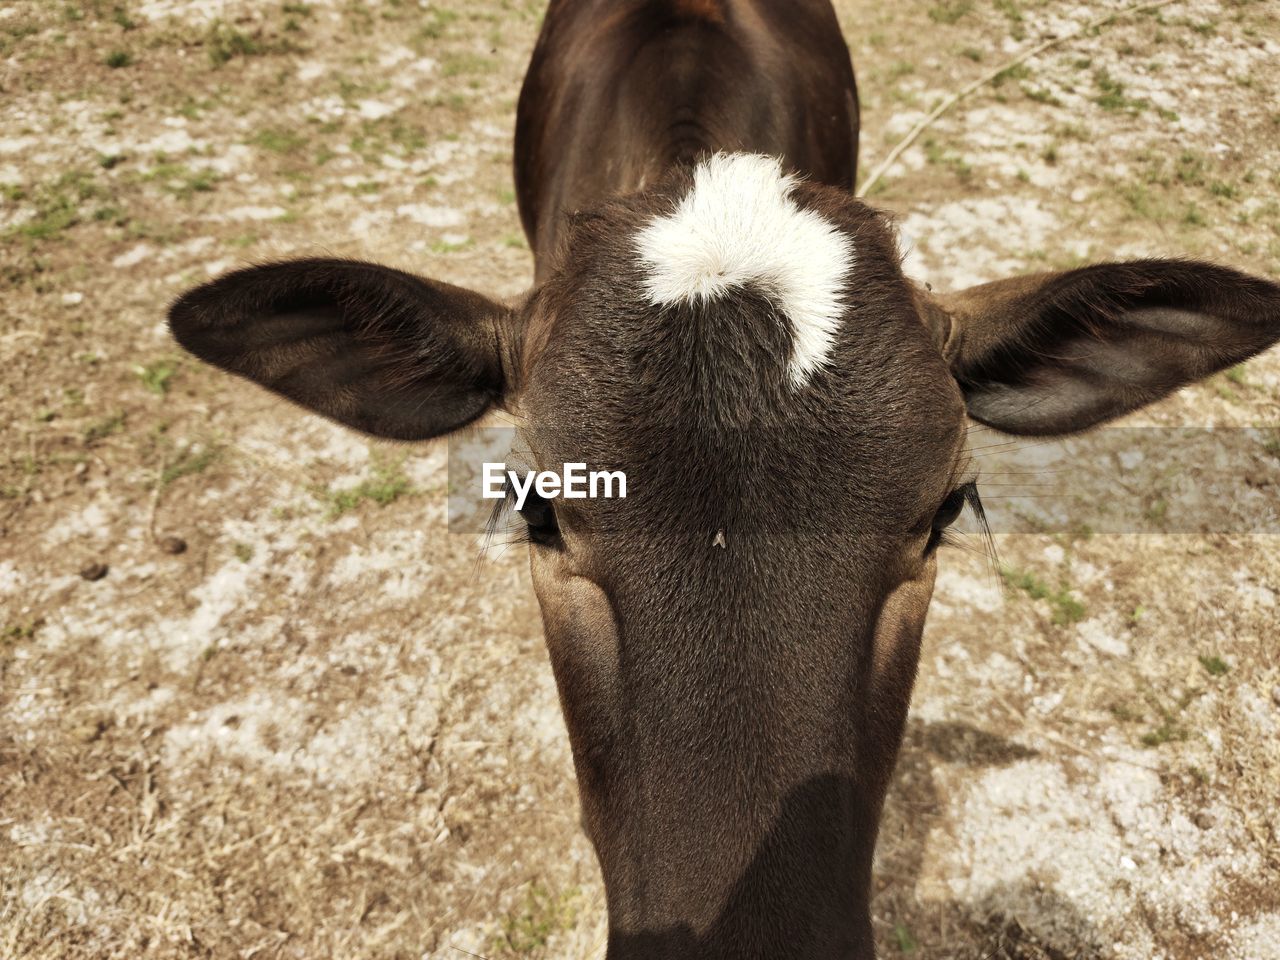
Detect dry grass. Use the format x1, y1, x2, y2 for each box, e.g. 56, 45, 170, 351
2, 0, 1279, 958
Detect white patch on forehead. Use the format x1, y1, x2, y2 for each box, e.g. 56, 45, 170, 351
634, 153, 855, 386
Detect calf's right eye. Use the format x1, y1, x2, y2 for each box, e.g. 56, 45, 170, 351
519, 491, 560, 547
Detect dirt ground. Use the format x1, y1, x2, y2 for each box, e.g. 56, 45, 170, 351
2, 0, 1279, 958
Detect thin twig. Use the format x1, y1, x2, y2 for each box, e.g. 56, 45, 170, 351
856, 0, 1184, 198
147, 458, 167, 544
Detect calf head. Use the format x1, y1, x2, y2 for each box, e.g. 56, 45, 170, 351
170, 154, 1280, 958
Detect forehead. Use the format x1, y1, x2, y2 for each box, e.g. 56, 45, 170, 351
523, 154, 964, 518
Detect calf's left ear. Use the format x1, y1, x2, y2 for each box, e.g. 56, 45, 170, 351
169, 258, 512, 441
921, 259, 1280, 435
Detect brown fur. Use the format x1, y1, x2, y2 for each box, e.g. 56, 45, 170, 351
670, 0, 726, 22
515, 0, 860, 277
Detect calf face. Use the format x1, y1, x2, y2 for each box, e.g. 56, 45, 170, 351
170, 153, 1280, 957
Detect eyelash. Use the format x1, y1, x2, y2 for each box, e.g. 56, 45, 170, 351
928, 480, 992, 555
485, 481, 560, 548
485, 481, 519, 541
484, 477, 994, 557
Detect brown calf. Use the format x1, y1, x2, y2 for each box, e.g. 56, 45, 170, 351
169, 1, 1280, 956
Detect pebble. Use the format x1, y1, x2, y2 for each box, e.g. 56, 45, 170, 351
159, 536, 188, 555
79, 561, 108, 581
1194, 812, 1216, 831
70, 718, 109, 743
1272, 686, 1280, 708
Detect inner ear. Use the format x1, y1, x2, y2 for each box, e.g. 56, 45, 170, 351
930, 259, 1280, 436
169, 258, 517, 441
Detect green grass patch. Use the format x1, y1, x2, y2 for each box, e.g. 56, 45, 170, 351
892, 922, 918, 953
1140, 720, 1189, 747
251, 127, 308, 154
1022, 85, 1063, 106
137, 359, 177, 395
928, 0, 973, 24
441, 53, 495, 77
207, 22, 260, 65
83, 410, 126, 444
112, 6, 139, 30
0, 21, 40, 56
1137, 687, 1198, 748
104, 49, 133, 68
320, 454, 414, 518
160, 445, 220, 488
1109, 701, 1143, 723
414, 8, 458, 43
1209, 179, 1239, 200
491, 884, 579, 957
1000, 566, 1086, 625
1120, 183, 1174, 223
991, 63, 1031, 88
8, 170, 101, 243
1198, 654, 1229, 677
1093, 69, 1147, 113
430, 237, 473, 254
1175, 151, 1206, 186
4, 620, 40, 643
921, 138, 972, 181
993, 0, 1023, 22
1261, 429, 1280, 459
142, 162, 221, 199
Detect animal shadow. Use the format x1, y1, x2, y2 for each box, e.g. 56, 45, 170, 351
874, 718, 1106, 959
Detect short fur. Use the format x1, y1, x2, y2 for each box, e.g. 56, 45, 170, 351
514, 0, 861, 277
634, 153, 855, 386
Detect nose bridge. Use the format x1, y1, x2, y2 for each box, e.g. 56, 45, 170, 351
606, 531, 886, 727
605, 704, 876, 944
605, 545, 876, 792
581, 554, 898, 947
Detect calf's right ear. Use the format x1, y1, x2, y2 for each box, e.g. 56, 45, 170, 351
168, 258, 514, 441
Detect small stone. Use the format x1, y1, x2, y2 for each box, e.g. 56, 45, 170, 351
70, 718, 109, 743
1194, 812, 1216, 830
159, 536, 187, 555
1271, 686, 1280, 708
79, 561, 108, 581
